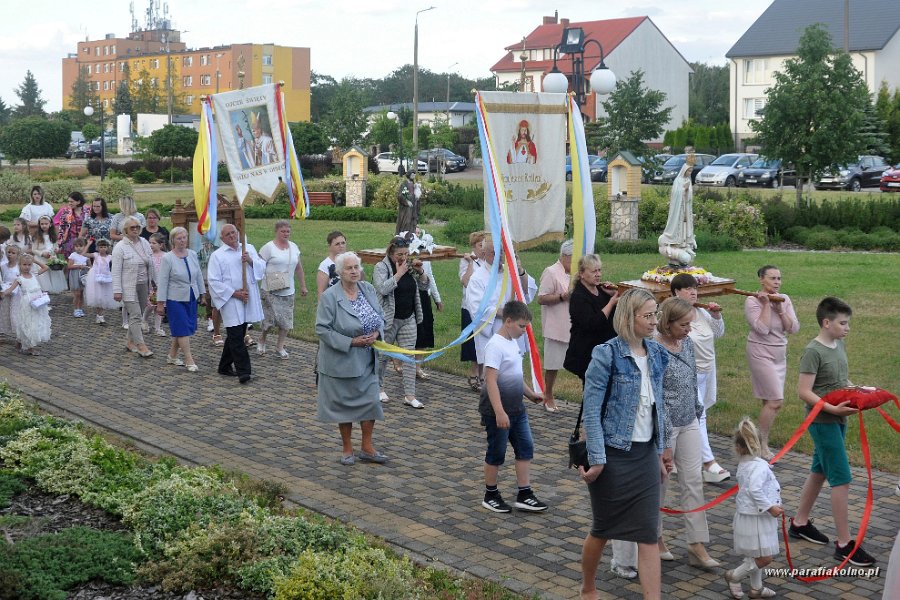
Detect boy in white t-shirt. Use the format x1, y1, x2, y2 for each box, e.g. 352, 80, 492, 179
480, 300, 547, 514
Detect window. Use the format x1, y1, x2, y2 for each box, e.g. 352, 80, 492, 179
262, 53, 272, 66
183, 56, 193, 67
262, 74, 272, 85
95, 46, 101, 56
150, 77, 158, 86
103, 98, 109, 108
150, 58, 159, 69
743, 59, 768, 84
183, 75, 192, 87
200, 74, 211, 86
186, 95, 194, 105
104, 63, 109, 73
743, 97, 765, 118
87, 65, 92, 75
103, 80, 109, 90
83, 46, 89, 54
200, 54, 209, 66
104, 46, 109, 55
111, 46, 116, 55
94, 82, 101, 91
119, 62, 126, 72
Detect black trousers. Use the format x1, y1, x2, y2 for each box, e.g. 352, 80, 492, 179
219, 323, 251, 377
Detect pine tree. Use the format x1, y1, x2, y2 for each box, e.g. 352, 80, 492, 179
114, 64, 134, 122
858, 98, 891, 158
14, 70, 47, 118
68, 66, 97, 128
0, 97, 11, 126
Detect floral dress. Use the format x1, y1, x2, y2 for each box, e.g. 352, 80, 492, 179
55, 205, 91, 256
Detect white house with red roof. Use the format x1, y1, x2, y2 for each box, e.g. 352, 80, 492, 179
490, 13, 691, 143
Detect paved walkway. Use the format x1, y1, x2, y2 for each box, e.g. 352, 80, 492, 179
1, 297, 896, 600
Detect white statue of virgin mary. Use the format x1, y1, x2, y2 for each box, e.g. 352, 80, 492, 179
657, 157, 697, 267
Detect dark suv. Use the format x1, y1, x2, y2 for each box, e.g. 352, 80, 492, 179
814, 155, 890, 191
417, 148, 467, 173
650, 153, 716, 184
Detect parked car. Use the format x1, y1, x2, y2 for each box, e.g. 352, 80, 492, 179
83, 143, 102, 159
640, 153, 673, 183
374, 152, 427, 174
737, 157, 803, 188
650, 153, 716, 185
880, 163, 900, 192
65, 142, 87, 159
695, 152, 758, 187
815, 155, 891, 191
418, 148, 467, 173
565, 155, 609, 182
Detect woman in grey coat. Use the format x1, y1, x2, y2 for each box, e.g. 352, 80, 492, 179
316, 252, 387, 466
156, 227, 206, 372
373, 235, 430, 408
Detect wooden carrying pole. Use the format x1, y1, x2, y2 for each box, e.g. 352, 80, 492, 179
723, 288, 785, 303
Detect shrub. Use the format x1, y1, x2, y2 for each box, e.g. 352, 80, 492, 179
30, 167, 73, 183
217, 162, 231, 183
97, 178, 134, 203
441, 212, 487, 246
132, 168, 157, 184
273, 545, 417, 600
39, 180, 85, 205
304, 176, 346, 205
298, 154, 332, 178
0, 170, 32, 204
86, 158, 102, 176
0, 471, 27, 509
160, 167, 189, 183
105, 168, 127, 180
0, 526, 142, 600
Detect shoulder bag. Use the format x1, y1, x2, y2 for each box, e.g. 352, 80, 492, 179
264, 246, 294, 291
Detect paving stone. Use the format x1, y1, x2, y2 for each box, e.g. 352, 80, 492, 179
0, 296, 894, 599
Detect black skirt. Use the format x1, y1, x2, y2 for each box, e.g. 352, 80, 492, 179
415, 290, 435, 349
587, 440, 661, 543
460, 307, 476, 362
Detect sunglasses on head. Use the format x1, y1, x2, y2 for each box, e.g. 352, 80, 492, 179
392, 237, 410, 248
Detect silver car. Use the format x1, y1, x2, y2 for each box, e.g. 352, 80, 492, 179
374, 152, 427, 174
695, 153, 758, 187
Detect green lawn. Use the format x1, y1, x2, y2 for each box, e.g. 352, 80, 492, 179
229, 217, 900, 472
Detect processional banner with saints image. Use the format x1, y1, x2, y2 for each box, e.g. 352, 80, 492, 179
477, 91, 568, 249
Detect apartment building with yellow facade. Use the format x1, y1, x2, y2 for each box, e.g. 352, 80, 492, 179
61, 27, 310, 120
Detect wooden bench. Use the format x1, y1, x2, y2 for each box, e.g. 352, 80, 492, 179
307, 191, 334, 206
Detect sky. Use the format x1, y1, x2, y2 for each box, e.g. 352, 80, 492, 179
0, 0, 774, 111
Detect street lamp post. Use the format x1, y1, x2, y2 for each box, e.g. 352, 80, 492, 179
386, 111, 404, 174
542, 27, 616, 114
83, 103, 104, 181
412, 6, 435, 155
446, 62, 458, 124
215, 52, 224, 94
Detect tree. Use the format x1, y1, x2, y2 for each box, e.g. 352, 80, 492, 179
587, 69, 672, 157
366, 111, 400, 151
875, 81, 900, 162
82, 123, 100, 142
0, 117, 70, 172
750, 24, 869, 205
68, 66, 96, 128
688, 62, 729, 125
290, 121, 329, 155
321, 80, 369, 150
0, 97, 11, 126
114, 63, 134, 123
146, 124, 198, 181
13, 71, 47, 118
132, 69, 164, 115
858, 99, 891, 158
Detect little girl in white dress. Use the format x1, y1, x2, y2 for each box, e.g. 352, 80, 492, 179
2, 253, 51, 354
84, 239, 118, 323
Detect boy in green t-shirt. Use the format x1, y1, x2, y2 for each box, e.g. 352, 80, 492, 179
788, 297, 876, 567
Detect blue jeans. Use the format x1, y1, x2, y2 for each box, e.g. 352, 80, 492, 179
483, 411, 534, 466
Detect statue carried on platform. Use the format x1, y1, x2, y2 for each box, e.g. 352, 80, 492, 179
658, 153, 697, 267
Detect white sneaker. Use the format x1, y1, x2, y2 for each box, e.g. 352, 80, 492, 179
207, 318, 214, 332
610, 559, 638, 580
379, 391, 389, 403
155, 329, 167, 337
95, 315, 104, 324
257, 343, 267, 356
404, 398, 424, 409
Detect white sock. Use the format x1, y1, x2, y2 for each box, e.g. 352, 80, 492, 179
732, 556, 756, 581
750, 563, 763, 589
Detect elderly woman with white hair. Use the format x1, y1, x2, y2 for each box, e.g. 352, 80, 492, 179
156, 226, 205, 372
109, 196, 146, 243
112, 215, 154, 357
316, 251, 387, 465
537, 238, 574, 412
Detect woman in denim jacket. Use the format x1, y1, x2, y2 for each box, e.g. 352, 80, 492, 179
579, 288, 671, 600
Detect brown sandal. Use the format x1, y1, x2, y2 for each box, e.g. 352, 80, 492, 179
467, 376, 482, 392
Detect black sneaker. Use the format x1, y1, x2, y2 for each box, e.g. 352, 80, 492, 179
482, 493, 511, 513
834, 540, 876, 567
514, 491, 548, 512
788, 518, 829, 545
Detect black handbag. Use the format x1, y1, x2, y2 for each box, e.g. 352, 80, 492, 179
568, 402, 590, 470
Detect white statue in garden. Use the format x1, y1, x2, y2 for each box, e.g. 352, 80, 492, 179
658, 153, 697, 267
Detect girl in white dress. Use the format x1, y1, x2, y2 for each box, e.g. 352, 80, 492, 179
33, 215, 60, 293
2, 253, 51, 355
84, 239, 118, 323
724, 418, 782, 599
10, 218, 31, 250
0, 245, 22, 338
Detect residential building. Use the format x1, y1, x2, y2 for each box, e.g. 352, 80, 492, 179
726, 0, 900, 150
490, 13, 691, 142
364, 102, 476, 129
61, 27, 311, 120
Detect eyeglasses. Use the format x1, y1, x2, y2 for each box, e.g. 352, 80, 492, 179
638, 310, 661, 321
128, 226, 141, 230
